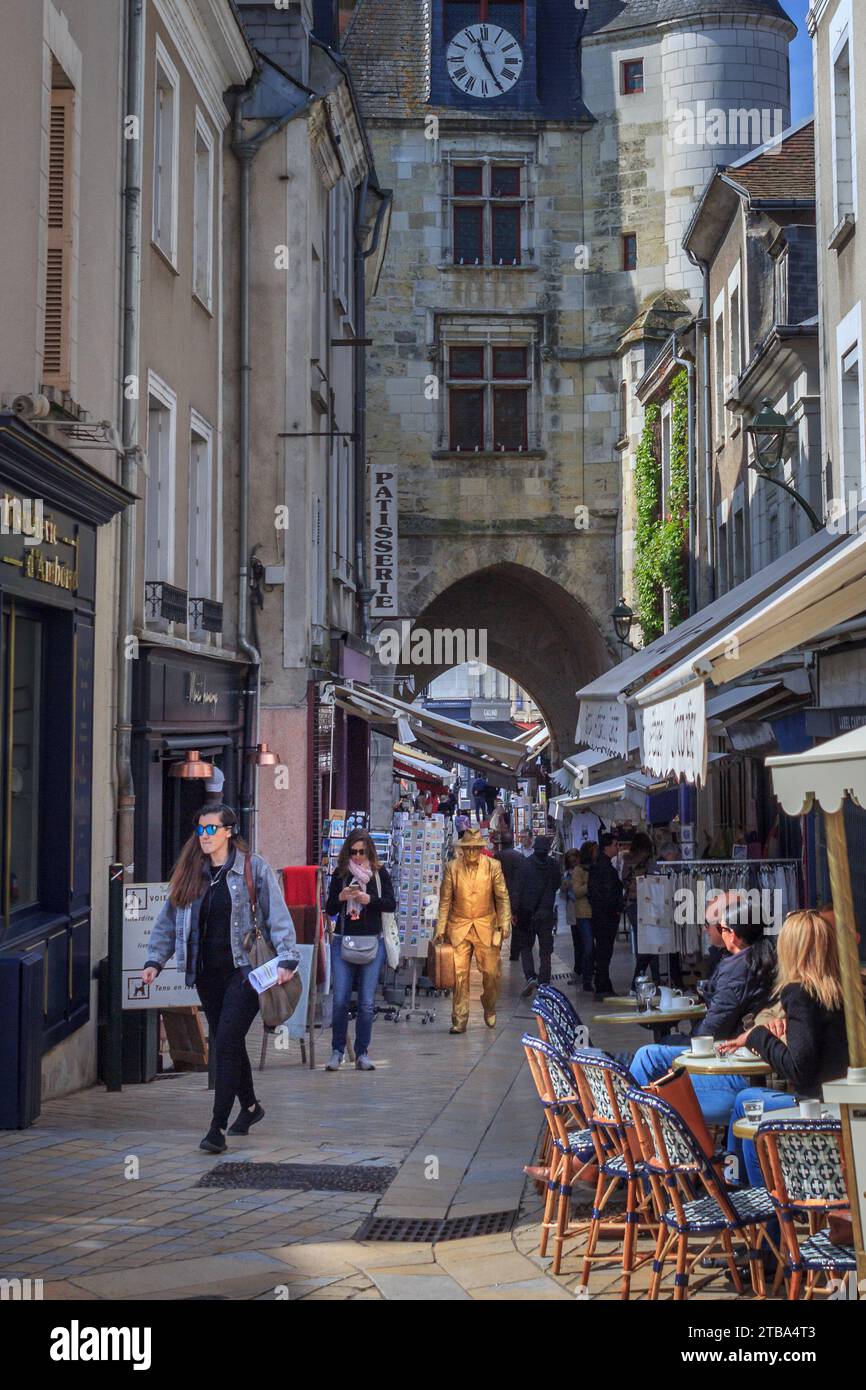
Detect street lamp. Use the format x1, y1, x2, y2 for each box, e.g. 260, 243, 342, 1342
612, 596, 637, 650
745, 399, 822, 532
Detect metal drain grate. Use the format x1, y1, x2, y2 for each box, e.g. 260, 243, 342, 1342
355, 1209, 516, 1243
197, 1162, 398, 1194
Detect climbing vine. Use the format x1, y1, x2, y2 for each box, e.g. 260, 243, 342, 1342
632, 371, 690, 644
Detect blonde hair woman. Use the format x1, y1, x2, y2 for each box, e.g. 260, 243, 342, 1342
723, 909, 850, 1189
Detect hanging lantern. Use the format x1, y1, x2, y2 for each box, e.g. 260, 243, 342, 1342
246, 742, 280, 766
169, 750, 214, 779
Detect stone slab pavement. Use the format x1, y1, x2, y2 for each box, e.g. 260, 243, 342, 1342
0, 939, 779, 1301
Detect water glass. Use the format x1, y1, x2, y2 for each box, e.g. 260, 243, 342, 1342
742, 1099, 765, 1126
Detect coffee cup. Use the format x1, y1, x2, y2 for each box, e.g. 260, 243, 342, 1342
691, 1035, 715, 1057
799, 1099, 821, 1119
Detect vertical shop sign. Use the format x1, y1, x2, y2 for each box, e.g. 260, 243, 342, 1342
370, 466, 398, 617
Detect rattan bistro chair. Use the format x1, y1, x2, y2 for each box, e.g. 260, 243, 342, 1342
755, 1118, 856, 1300
570, 1050, 658, 1300
625, 1085, 781, 1300
522, 1034, 597, 1275
532, 984, 587, 1050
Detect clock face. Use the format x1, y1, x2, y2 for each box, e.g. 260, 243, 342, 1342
446, 25, 524, 99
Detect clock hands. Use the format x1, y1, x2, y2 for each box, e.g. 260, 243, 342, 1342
474, 39, 505, 94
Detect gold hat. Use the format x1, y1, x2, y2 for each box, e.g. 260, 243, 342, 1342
458, 829, 486, 849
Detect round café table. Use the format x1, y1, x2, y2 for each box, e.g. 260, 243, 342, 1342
591, 1004, 706, 1045
673, 1050, 772, 1079
731, 1101, 840, 1140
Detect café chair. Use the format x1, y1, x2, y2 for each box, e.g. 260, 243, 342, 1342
625, 1085, 782, 1301
571, 1050, 657, 1300
755, 1118, 857, 1300
522, 1034, 597, 1274
532, 983, 587, 1050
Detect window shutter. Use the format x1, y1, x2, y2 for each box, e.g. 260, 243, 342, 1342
44, 90, 74, 387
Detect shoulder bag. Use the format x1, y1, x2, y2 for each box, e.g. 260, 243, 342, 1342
242, 856, 302, 1028
376, 871, 401, 970
339, 873, 380, 965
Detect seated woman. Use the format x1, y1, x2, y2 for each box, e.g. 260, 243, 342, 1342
723, 909, 849, 1187
629, 895, 776, 1124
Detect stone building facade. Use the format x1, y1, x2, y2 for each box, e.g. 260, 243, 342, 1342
343, 0, 797, 761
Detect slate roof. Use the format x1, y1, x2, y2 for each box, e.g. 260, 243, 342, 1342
725, 119, 815, 200
343, 0, 431, 118
584, 0, 795, 36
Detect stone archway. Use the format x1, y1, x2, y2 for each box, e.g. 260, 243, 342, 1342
396, 562, 613, 765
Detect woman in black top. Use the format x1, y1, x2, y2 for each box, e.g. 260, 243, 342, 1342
324, 830, 396, 1073
721, 910, 849, 1186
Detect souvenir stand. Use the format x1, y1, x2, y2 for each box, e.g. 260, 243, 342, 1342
389, 810, 446, 1023
767, 728, 866, 1283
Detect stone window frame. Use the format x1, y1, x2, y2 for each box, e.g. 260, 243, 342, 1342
433, 313, 544, 455
152, 36, 180, 268
441, 150, 537, 268
829, 0, 858, 237
620, 58, 644, 96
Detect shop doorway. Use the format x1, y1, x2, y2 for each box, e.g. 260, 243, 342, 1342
160, 750, 227, 879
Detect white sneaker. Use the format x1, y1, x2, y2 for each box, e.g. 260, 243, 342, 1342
325, 1050, 344, 1071
355, 1055, 376, 1071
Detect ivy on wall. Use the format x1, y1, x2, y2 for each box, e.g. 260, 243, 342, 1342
632, 371, 690, 645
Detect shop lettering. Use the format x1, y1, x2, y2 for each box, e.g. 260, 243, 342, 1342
185, 675, 219, 707
23, 548, 78, 591
1, 493, 56, 544
371, 467, 398, 616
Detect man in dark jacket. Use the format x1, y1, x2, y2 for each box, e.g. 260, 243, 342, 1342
471, 775, 488, 824
588, 832, 623, 1000
496, 833, 525, 961
517, 835, 560, 996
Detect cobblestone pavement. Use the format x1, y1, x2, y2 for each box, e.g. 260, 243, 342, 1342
0, 940, 781, 1301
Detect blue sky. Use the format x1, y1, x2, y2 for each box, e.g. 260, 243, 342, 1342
787, 0, 814, 123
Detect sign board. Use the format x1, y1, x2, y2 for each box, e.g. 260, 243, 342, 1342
122, 884, 199, 1010
576, 699, 628, 759
370, 466, 398, 617
639, 683, 708, 786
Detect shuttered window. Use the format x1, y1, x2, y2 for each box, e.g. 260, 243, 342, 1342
43, 89, 74, 387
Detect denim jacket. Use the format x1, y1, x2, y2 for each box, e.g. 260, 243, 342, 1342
145, 851, 299, 986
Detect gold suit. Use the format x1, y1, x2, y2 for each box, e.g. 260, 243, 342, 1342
436, 855, 511, 1027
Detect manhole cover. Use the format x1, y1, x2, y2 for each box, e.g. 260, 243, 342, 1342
355, 1209, 516, 1243
197, 1162, 398, 1194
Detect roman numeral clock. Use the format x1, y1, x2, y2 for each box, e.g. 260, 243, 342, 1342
446, 23, 524, 99
432, 2, 539, 112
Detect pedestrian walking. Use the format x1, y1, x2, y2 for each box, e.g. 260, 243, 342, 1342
620, 832, 658, 988
471, 774, 488, 824
587, 831, 624, 1000
324, 829, 396, 1072
517, 828, 534, 857
142, 805, 299, 1154
496, 831, 526, 961
564, 842, 596, 991
517, 834, 560, 997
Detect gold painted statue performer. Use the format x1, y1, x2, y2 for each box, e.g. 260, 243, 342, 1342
434, 829, 511, 1033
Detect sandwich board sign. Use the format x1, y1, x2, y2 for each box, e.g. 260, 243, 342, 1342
122, 884, 199, 1010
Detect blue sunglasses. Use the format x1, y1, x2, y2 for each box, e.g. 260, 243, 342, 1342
196, 823, 231, 837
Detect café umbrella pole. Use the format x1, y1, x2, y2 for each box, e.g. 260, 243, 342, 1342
823, 809, 866, 1283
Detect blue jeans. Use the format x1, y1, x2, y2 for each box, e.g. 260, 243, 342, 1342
630, 1043, 752, 1127
330, 937, 385, 1057
571, 918, 594, 986
727, 1088, 793, 1188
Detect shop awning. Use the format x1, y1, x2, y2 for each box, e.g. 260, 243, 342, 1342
767, 726, 866, 816
392, 743, 449, 787
635, 530, 866, 708
574, 526, 842, 757
331, 682, 526, 785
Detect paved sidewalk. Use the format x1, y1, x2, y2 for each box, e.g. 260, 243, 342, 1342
0, 940, 773, 1300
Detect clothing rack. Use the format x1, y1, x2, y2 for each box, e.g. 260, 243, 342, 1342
652, 858, 802, 958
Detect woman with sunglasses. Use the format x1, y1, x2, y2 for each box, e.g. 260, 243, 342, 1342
324, 829, 396, 1072
142, 805, 298, 1153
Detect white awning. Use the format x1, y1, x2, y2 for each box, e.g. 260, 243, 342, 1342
634, 530, 866, 708
576, 526, 841, 709
331, 682, 526, 784
767, 726, 866, 816
572, 771, 658, 809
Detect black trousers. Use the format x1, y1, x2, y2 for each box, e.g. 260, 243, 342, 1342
592, 914, 620, 992
196, 967, 260, 1129
519, 916, 554, 984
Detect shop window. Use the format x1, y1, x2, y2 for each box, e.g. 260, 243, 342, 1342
622, 233, 637, 271
449, 161, 529, 266
153, 40, 179, 263
192, 112, 214, 308
4, 612, 43, 914
621, 59, 644, 95
43, 62, 75, 389
446, 340, 530, 450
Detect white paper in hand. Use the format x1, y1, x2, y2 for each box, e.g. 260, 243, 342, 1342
248, 958, 280, 994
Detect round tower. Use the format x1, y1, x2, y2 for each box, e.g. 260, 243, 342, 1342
659, 0, 797, 298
